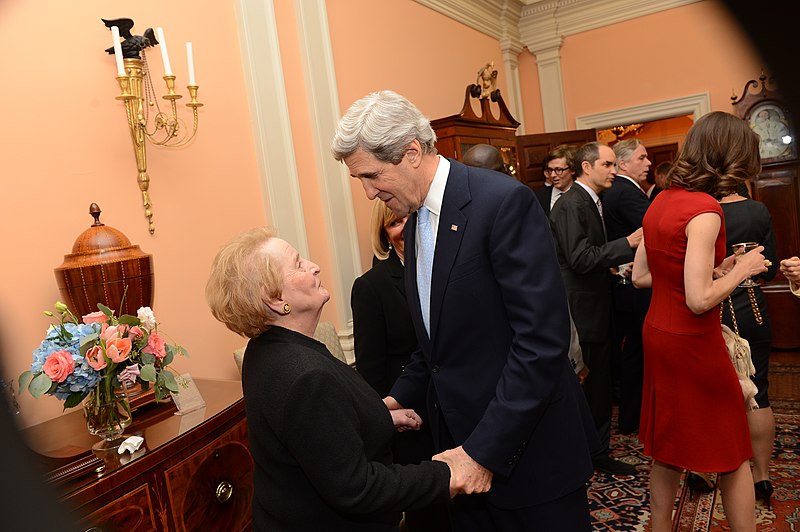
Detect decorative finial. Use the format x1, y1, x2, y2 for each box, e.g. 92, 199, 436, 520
89, 203, 104, 227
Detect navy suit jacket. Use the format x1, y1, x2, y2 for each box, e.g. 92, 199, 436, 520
549, 183, 634, 343
390, 159, 597, 509
602, 176, 652, 314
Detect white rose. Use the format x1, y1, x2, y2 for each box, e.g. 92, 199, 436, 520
137, 307, 157, 330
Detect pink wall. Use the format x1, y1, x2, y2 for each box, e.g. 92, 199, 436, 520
559, 1, 762, 126
0, 1, 265, 426
326, 0, 508, 271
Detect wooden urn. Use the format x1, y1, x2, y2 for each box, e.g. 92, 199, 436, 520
54, 203, 154, 318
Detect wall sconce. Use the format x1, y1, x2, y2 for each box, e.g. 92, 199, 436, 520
103, 18, 203, 234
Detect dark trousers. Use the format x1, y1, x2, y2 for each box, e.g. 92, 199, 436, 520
580, 341, 612, 454
610, 310, 645, 434
447, 486, 591, 532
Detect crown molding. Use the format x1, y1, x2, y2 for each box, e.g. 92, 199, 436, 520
417, 0, 700, 54
575, 93, 710, 129
414, 0, 523, 44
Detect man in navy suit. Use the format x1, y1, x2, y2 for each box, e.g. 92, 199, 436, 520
549, 141, 641, 477
535, 144, 577, 217
604, 139, 652, 436
333, 90, 598, 531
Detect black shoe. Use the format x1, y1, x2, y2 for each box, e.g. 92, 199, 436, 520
754, 480, 774, 510
592, 454, 636, 476
686, 472, 714, 499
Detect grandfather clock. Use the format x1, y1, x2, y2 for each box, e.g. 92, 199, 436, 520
732, 73, 800, 405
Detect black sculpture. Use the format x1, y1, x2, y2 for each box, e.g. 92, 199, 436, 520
102, 18, 157, 59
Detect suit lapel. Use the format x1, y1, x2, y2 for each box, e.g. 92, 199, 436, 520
429, 161, 469, 341
574, 184, 606, 242
386, 250, 406, 298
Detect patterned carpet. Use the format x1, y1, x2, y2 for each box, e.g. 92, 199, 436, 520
588, 412, 800, 530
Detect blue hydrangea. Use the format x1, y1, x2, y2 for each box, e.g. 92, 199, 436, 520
30, 322, 102, 399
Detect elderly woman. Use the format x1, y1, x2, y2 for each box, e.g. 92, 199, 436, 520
206, 227, 452, 531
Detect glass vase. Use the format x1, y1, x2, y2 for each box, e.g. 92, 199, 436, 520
84, 381, 132, 450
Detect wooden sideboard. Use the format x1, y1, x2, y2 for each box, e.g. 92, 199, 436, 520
21, 379, 253, 531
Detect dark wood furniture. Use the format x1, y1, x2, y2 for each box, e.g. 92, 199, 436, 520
515, 129, 597, 191
431, 85, 520, 178
22, 378, 252, 531
732, 75, 800, 342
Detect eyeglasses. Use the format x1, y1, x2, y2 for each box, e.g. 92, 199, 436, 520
545, 166, 570, 175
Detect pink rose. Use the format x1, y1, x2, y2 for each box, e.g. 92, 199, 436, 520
106, 337, 132, 363
42, 350, 76, 383
143, 332, 167, 360
82, 311, 107, 325
85, 345, 107, 370
129, 326, 144, 341
118, 364, 140, 387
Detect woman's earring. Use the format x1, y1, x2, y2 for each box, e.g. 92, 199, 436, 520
282, 303, 291, 314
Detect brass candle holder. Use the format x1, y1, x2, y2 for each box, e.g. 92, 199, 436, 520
113, 56, 203, 234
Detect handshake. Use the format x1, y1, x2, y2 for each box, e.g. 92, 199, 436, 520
385, 396, 493, 498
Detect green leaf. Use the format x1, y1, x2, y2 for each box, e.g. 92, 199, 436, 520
80, 332, 99, 346
162, 348, 174, 367
180, 346, 189, 358
119, 315, 140, 326
63, 392, 86, 409
141, 353, 156, 366
161, 371, 179, 393
29, 373, 53, 398
140, 364, 157, 382
98, 303, 113, 317
140, 380, 151, 391
18, 371, 33, 394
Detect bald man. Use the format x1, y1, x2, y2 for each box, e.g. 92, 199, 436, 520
462, 144, 506, 174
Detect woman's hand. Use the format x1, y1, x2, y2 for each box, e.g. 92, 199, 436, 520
780, 256, 800, 282
390, 408, 422, 432
713, 253, 738, 279
734, 245, 767, 279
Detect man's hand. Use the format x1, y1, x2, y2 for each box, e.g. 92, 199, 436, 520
390, 409, 422, 432
432, 446, 493, 498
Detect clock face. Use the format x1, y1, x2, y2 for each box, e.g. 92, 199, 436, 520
749, 103, 793, 159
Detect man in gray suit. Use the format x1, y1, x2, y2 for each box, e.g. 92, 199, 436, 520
549, 141, 641, 476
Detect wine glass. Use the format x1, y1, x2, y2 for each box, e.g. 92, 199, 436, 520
616, 262, 633, 285
732, 241, 760, 288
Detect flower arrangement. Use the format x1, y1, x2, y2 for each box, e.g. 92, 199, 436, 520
19, 301, 187, 410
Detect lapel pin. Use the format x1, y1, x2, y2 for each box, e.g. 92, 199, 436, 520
451, 224, 458, 232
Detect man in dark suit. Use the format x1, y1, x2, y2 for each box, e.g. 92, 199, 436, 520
604, 139, 652, 436
333, 90, 598, 531
549, 141, 641, 476
535, 144, 577, 216
461, 143, 506, 174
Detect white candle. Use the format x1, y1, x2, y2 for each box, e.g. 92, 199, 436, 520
156, 27, 173, 76
111, 26, 125, 76
186, 42, 196, 85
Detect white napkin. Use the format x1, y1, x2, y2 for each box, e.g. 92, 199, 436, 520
117, 435, 144, 454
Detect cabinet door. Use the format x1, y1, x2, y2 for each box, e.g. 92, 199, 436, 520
516, 129, 597, 191
80, 484, 157, 532
164, 421, 253, 531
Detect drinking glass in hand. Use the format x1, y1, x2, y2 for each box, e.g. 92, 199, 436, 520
617, 262, 633, 285
732, 242, 759, 287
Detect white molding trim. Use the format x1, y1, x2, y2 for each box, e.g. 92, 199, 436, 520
414, 0, 523, 41
535, 46, 568, 131
295, 0, 362, 324
236, 0, 309, 257
520, 0, 700, 54
575, 93, 711, 130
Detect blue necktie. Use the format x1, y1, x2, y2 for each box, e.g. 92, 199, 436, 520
417, 206, 434, 334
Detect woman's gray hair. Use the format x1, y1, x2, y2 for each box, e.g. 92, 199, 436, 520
331, 90, 437, 163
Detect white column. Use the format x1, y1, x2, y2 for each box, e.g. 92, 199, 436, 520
534, 45, 568, 132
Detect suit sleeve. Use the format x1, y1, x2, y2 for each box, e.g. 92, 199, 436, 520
549, 199, 633, 274
615, 187, 649, 231
351, 275, 390, 396
462, 187, 573, 476
279, 368, 450, 513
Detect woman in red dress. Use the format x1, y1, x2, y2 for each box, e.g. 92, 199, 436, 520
632, 111, 768, 532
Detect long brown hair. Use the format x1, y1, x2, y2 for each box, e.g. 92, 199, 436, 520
668, 111, 761, 198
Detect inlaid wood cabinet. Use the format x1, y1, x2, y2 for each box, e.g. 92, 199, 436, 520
22, 379, 253, 532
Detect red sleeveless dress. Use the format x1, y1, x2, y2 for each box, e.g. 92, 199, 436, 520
639, 187, 751, 472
